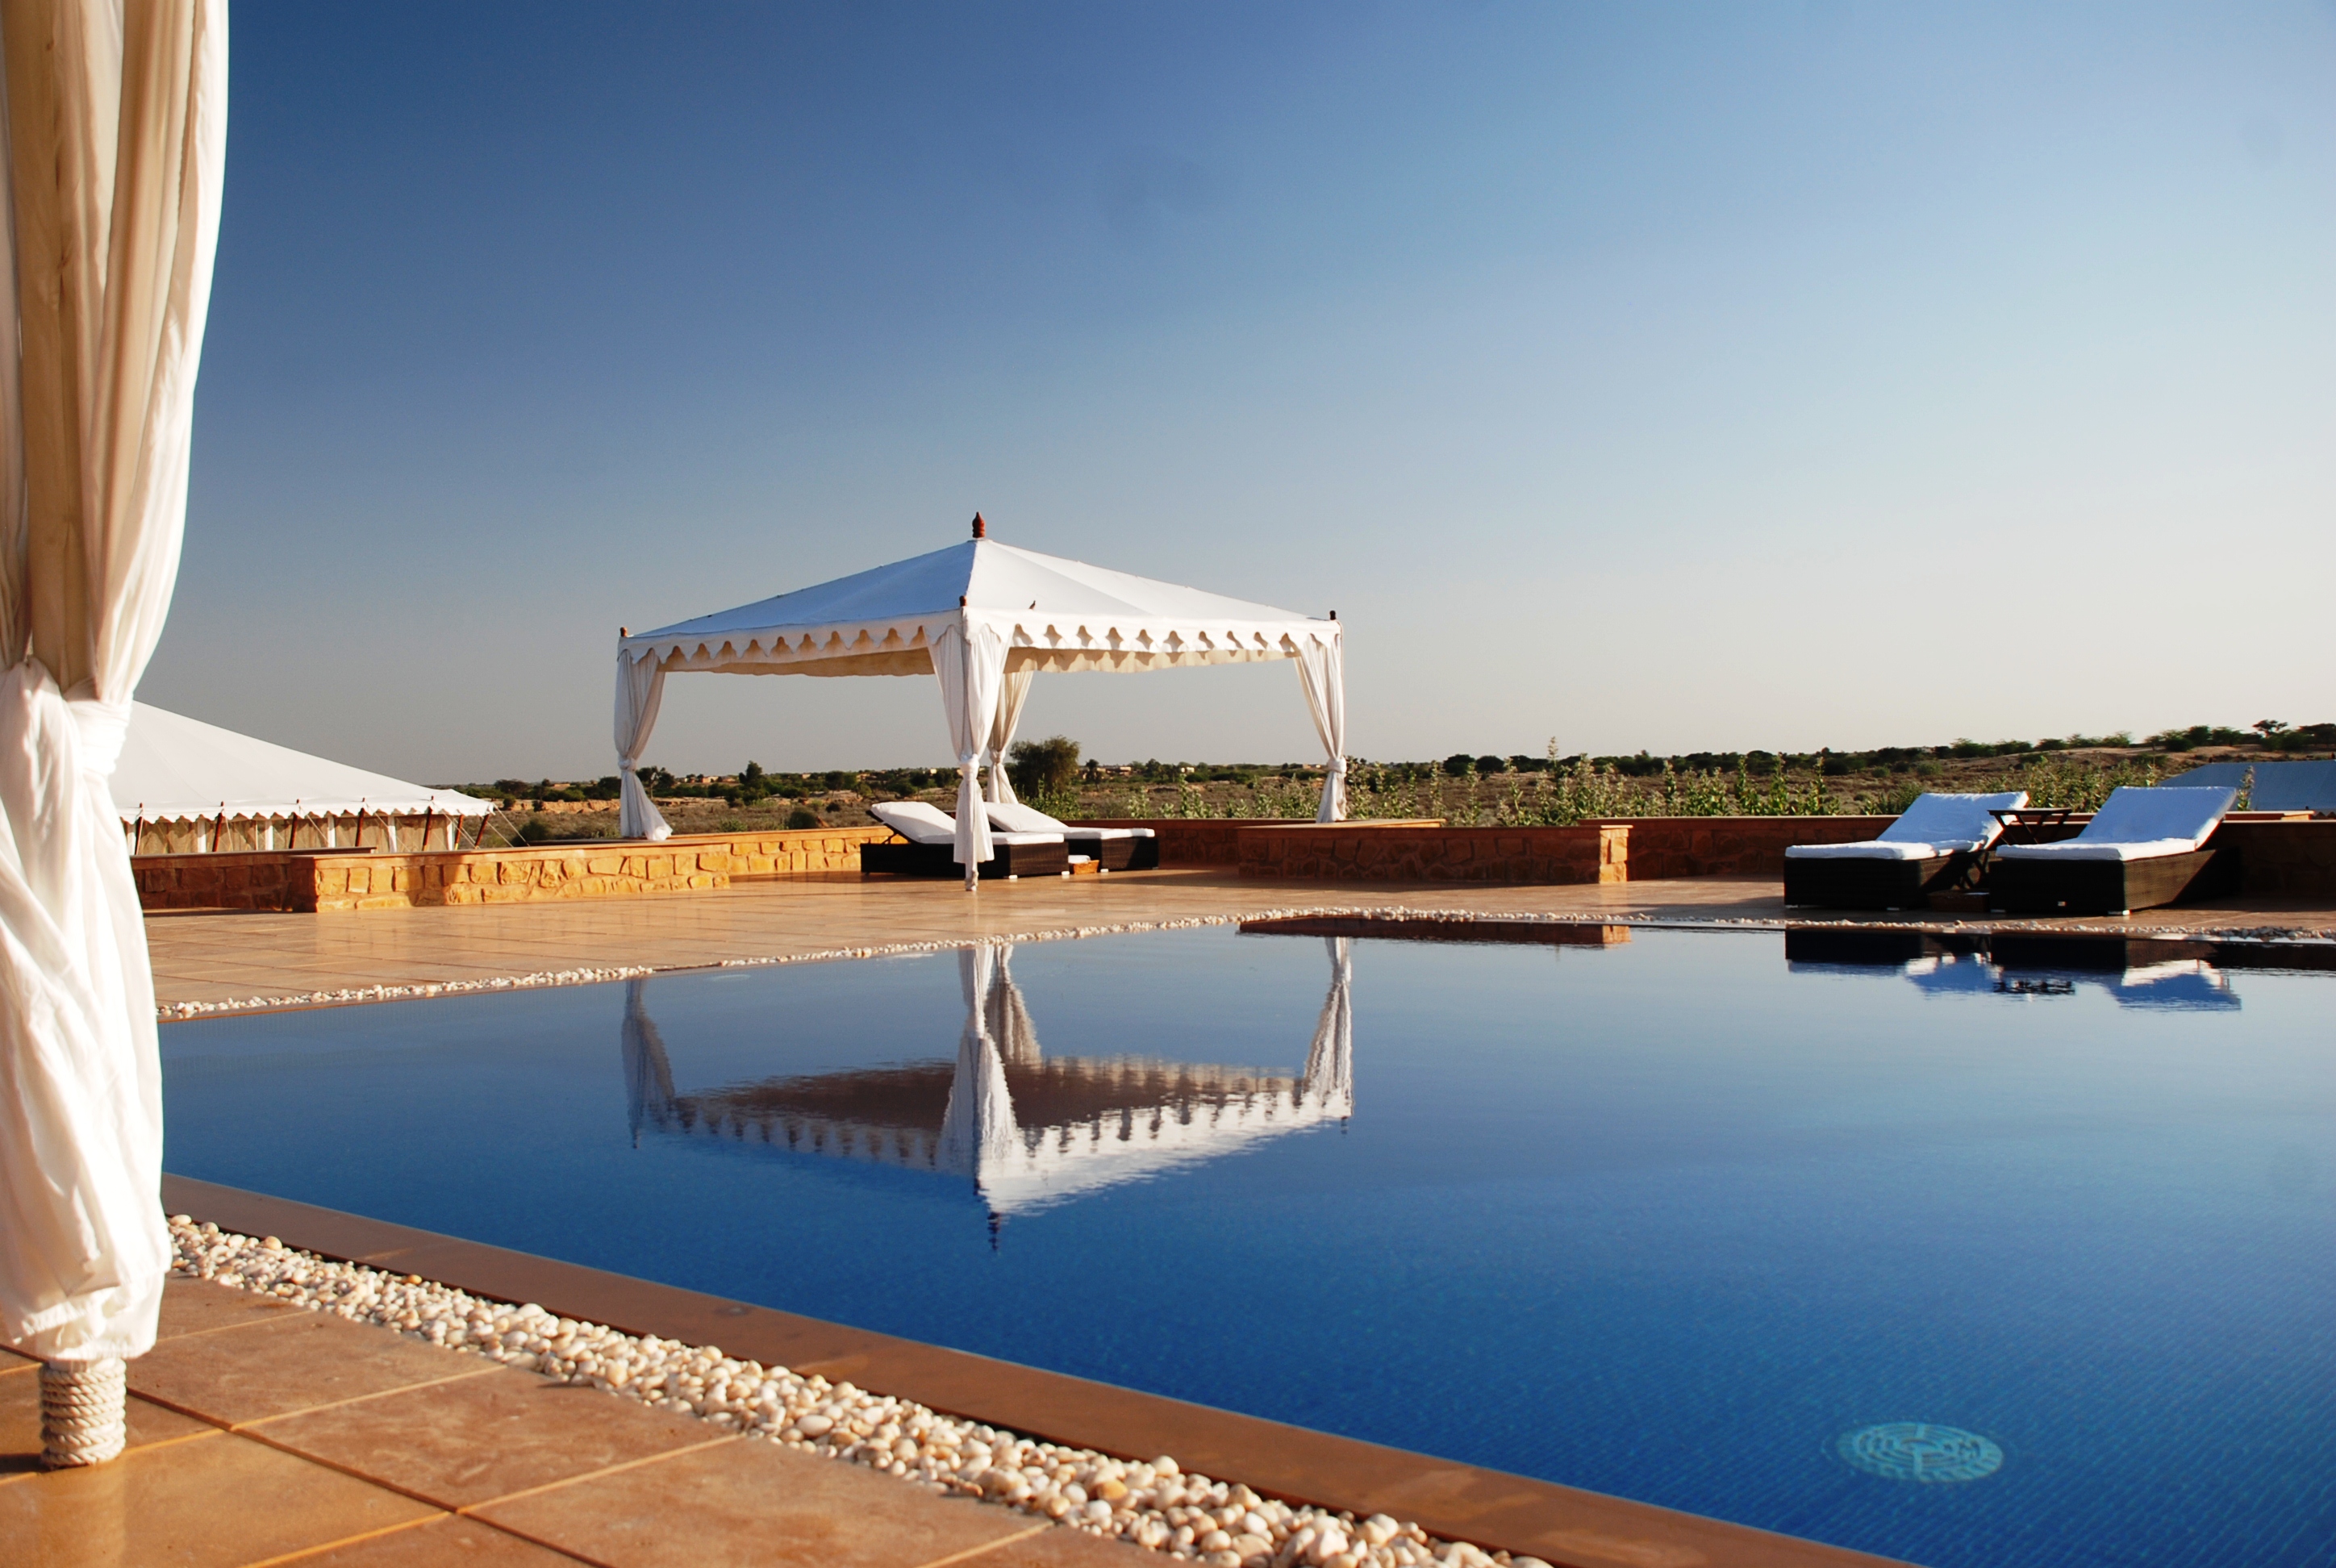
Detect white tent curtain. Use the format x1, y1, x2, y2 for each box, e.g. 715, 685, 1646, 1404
0, 0, 227, 1462
931, 617, 1003, 879
614, 648, 671, 841
984, 941, 1042, 1063
937, 943, 1019, 1182
620, 977, 676, 1149
982, 665, 1034, 807
1294, 633, 1346, 823
1300, 936, 1354, 1116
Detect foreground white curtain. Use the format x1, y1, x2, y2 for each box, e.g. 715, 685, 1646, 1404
1294, 632, 1346, 822
613, 648, 670, 840
0, 0, 228, 1368
982, 665, 1034, 807
931, 617, 1003, 881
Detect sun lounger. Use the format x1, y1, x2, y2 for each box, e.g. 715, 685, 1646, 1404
862, 801, 1070, 879
982, 801, 1161, 871
1988, 786, 2238, 915
1783, 790, 2028, 910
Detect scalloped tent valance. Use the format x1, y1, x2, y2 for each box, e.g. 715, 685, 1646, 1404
612, 527, 1345, 878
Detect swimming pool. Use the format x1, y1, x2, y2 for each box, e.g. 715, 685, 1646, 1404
160, 924, 2336, 1568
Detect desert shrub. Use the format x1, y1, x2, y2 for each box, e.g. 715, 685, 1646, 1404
785, 807, 819, 829
1008, 736, 1082, 799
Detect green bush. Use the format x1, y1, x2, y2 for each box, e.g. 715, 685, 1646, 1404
785, 807, 820, 829
1008, 736, 1082, 799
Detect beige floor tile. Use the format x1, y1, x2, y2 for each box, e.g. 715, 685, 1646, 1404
278, 1513, 586, 1565
156, 1275, 312, 1340
0, 1386, 212, 1479
0, 1429, 435, 1567
473, 1437, 1040, 1568
131, 1310, 491, 1426
250, 1366, 722, 1509
957, 1524, 1165, 1565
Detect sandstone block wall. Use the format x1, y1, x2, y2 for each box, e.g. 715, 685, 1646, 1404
135, 827, 894, 913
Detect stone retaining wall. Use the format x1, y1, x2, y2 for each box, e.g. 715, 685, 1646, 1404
136, 827, 893, 913
1062, 819, 1318, 866
1237, 822, 1629, 884
2212, 819, 2336, 897
1587, 816, 1894, 879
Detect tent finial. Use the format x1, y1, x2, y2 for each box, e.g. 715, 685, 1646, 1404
971, 513, 987, 540
619, 626, 629, 637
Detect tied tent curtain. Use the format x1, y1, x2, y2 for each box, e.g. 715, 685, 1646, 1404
1301, 936, 1354, 1116
1294, 632, 1345, 822
931, 616, 1004, 880
938, 943, 1019, 1182
614, 647, 671, 841
981, 665, 1033, 807
0, 0, 229, 1465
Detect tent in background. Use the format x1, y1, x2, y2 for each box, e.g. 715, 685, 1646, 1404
2162, 759, 2336, 815
614, 515, 1346, 884
114, 703, 491, 853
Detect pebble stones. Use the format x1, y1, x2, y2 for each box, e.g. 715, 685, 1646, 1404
167, 1218, 1550, 1568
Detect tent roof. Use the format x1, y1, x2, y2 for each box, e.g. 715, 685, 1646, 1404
114, 703, 492, 824
2166, 760, 2336, 813
623, 537, 1337, 678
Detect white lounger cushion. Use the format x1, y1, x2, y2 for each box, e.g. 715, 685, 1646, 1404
1992, 786, 2236, 864
983, 801, 1155, 840
1782, 790, 2029, 861
1990, 839, 2205, 862
872, 801, 1066, 850
1784, 840, 1951, 861
870, 800, 958, 844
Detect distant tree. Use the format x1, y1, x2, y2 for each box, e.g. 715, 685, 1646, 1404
2254, 719, 2289, 740
1441, 753, 1475, 778
1009, 736, 1082, 799
1475, 755, 1508, 774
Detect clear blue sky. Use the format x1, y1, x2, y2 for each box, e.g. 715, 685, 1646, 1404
140, 2, 2334, 782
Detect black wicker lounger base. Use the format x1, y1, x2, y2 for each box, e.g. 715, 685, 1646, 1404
860, 839, 1070, 879
1783, 853, 1970, 911
1071, 834, 1159, 872
1988, 847, 2238, 916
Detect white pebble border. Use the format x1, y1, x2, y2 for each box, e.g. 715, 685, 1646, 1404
169, 1216, 1540, 1568
151, 907, 2331, 1021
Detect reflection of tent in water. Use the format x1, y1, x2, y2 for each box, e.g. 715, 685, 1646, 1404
1783, 930, 2239, 1011
621, 938, 1354, 1218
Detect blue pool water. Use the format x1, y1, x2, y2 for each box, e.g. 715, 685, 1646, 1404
161, 925, 2336, 1568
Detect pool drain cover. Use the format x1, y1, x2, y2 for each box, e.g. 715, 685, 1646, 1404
1838, 1424, 2003, 1483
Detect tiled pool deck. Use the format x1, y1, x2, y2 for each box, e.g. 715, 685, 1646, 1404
142, 869, 2336, 1012
10, 869, 2328, 1566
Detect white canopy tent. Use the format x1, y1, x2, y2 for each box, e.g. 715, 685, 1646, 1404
114, 703, 490, 853
615, 519, 1345, 884
622, 936, 1355, 1224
